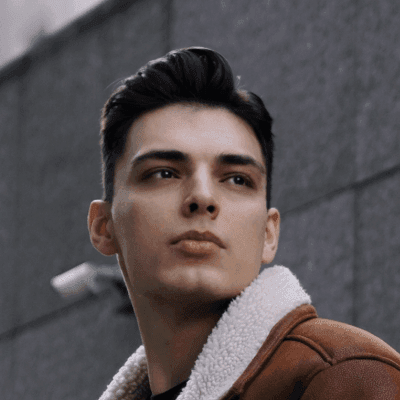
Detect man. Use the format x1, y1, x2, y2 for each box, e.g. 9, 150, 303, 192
88, 47, 400, 399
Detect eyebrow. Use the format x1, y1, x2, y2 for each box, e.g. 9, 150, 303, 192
130, 149, 266, 176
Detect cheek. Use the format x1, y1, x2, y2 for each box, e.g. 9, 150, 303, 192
112, 195, 174, 249
112, 194, 139, 249
232, 207, 266, 255
113, 209, 137, 252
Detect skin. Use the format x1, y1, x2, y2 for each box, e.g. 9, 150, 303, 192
88, 103, 280, 395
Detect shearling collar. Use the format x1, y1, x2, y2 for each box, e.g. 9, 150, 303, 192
99, 265, 312, 400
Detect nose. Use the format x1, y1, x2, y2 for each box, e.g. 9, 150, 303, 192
181, 168, 219, 218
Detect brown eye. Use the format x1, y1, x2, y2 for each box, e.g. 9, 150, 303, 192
227, 175, 254, 188
144, 169, 176, 180
154, 170, 174, 179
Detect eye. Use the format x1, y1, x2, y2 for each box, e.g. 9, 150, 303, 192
144, 169, 177, 180
226, 175, 254, 188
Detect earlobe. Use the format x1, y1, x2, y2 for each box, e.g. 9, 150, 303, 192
88, 200, 119, 256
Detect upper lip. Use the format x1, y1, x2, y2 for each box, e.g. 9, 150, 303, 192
171, 230, 226, 249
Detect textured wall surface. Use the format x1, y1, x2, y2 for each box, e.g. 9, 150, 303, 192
0, 0, 399, 398
11, 293, 142, 400
0, 78, 20, 335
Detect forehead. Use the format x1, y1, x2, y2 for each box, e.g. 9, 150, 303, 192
119, 103, 265, 172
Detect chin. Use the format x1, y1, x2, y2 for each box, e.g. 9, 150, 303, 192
148, 267, 242, 306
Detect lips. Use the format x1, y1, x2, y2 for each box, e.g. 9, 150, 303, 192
170, 230, 226, 249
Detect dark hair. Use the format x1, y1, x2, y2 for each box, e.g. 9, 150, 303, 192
100, 47, 275, 209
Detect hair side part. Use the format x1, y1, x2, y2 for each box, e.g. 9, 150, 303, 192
100, 47, 275, 209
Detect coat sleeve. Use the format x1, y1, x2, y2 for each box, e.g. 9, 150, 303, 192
301, 359, 400, 399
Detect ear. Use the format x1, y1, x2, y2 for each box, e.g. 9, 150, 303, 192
261, 207, 281, 265
88, 200, 119, 256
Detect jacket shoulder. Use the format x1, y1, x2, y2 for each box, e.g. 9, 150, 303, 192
289, 317, 400, 367
231, 307, 400, 400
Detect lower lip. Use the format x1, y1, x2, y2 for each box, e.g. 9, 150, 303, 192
172, 240, 220, 257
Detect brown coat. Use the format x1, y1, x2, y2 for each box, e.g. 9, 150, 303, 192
224, 304, 400, 399
98, 266, 400, 400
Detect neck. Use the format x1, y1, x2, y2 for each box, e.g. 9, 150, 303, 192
132, 292, 231, 396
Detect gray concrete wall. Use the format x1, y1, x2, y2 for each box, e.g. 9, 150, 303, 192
0, 0, 399, 398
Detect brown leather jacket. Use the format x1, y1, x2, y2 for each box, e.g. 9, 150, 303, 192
98, 266, 400, 400
224, 304, 400, 399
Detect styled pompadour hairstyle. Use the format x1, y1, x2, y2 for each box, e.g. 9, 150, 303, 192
100, 47, 275, 209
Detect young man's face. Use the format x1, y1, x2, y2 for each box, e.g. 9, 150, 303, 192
90, 103, 280, 307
